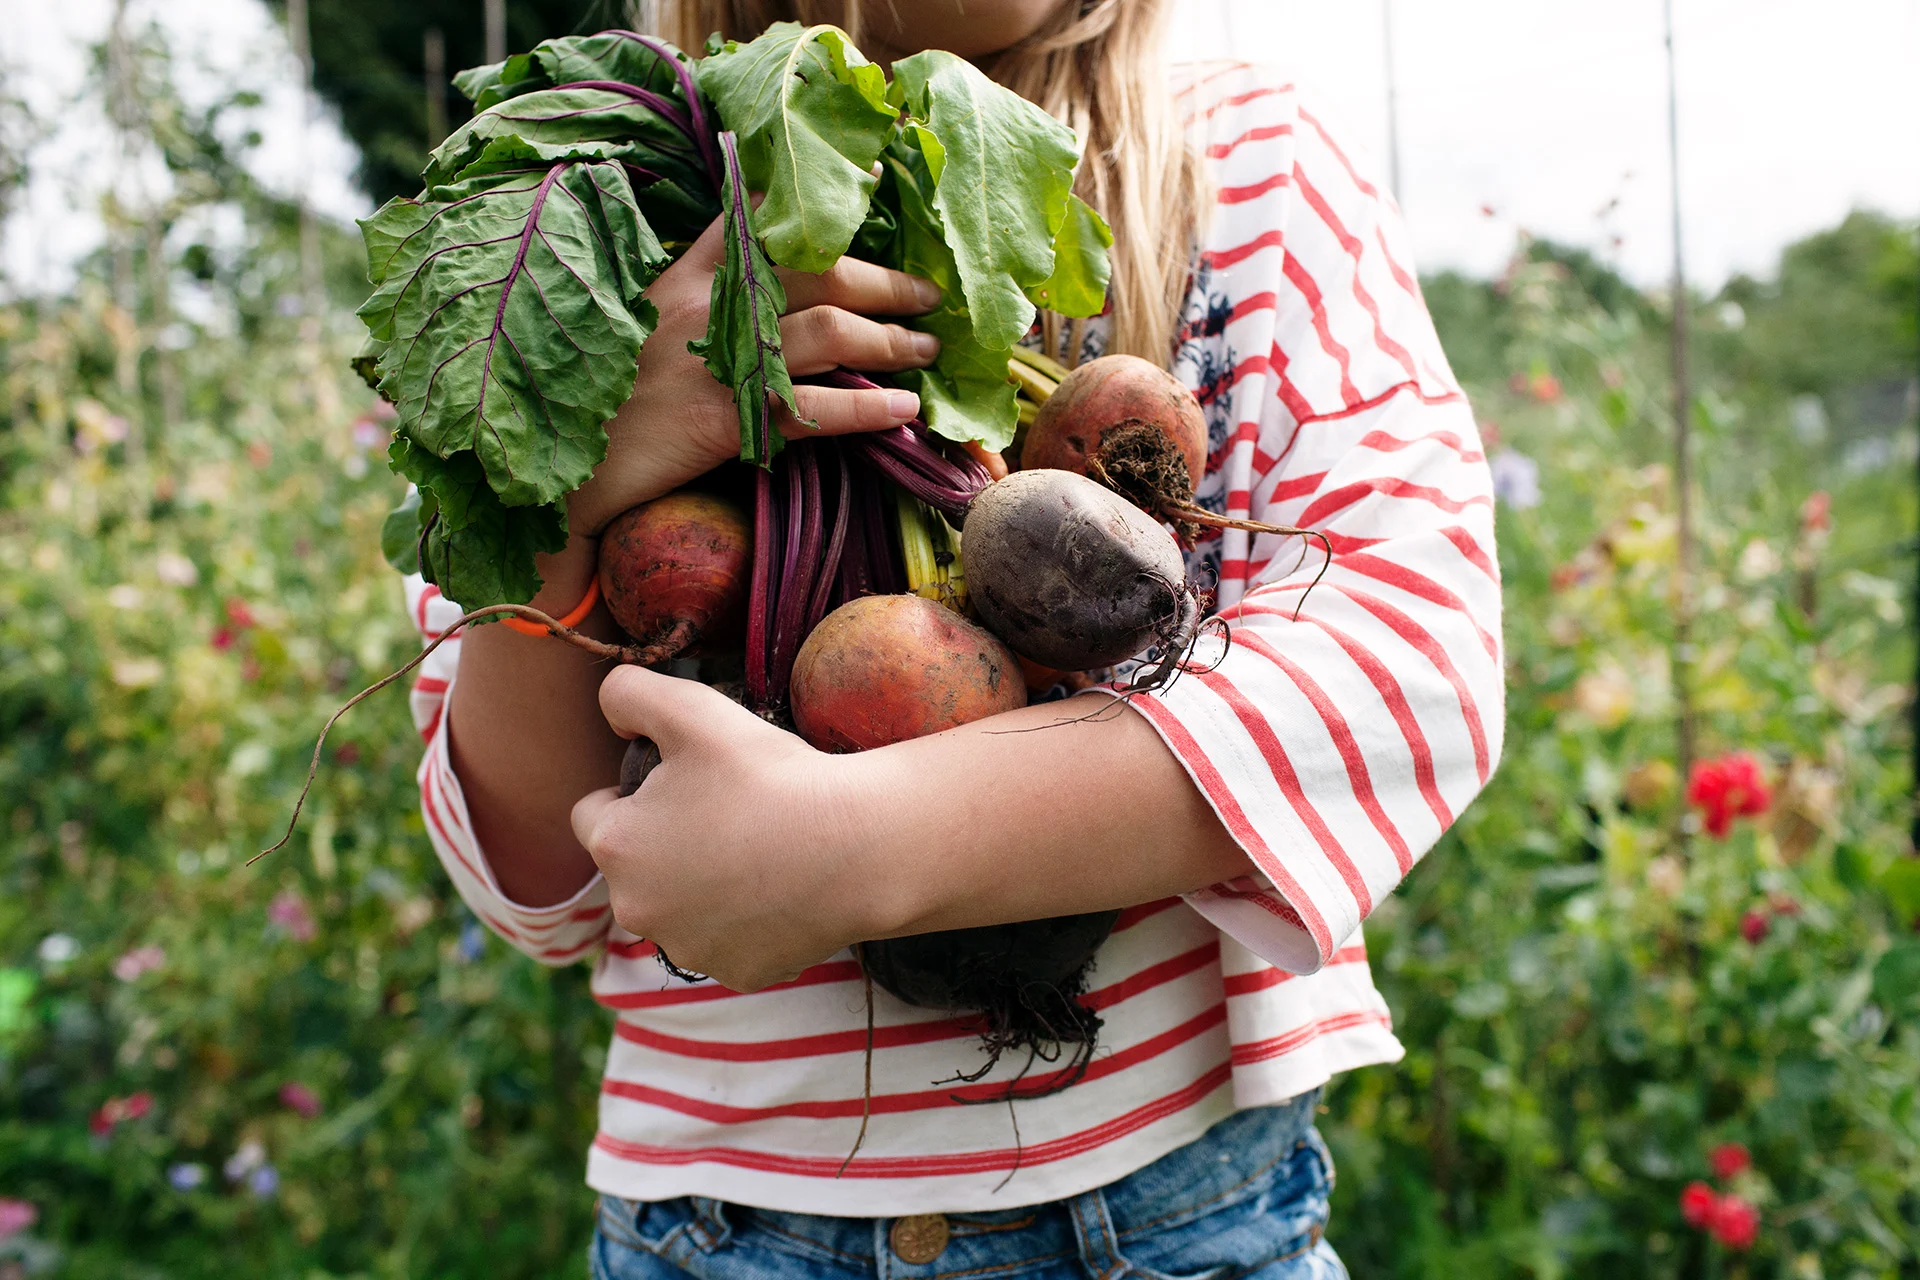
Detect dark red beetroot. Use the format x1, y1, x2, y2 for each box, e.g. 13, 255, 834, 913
788, 594, 1023, 752
961, 468, 1197, 673
597, 491, 752, 658
1021, 354, 1206, 520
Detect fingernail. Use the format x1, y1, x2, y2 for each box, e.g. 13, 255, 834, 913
912, 278, 943, 308
886, 391, 920, 419
911, 331, 940, 360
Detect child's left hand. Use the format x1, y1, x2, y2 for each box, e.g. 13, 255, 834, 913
570, 666, 895, 992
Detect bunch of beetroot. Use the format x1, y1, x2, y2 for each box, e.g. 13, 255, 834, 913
300, 21, 1329, 1102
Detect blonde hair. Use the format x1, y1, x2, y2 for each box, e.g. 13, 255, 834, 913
637, 0, 1204, 368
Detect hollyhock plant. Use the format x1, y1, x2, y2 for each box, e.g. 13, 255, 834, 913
90, 1090, 154, 1135
1680, 1181, 1718, 1228
279, 1081, 322, 1119
268, 890, 317, 943
1710, 1194, 1760, 1250
113, 943, 166, 982
0, 1197, 36, 1238
1709, 1142, 1751, 1180
1687, 753, 1772, 838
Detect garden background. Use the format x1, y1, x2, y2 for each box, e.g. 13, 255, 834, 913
1, 2, 1917, 1277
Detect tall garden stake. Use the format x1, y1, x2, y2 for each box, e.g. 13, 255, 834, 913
1663, 0, 1696, 842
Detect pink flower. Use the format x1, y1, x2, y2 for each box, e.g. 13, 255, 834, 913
1680, 1181, 1718, 1228
1528, 372, 1563, 403
210, 627, 235, 652
224, 597, 256, 629
278, 1081, 322, 1119
1709, 1141, 1751, 1180
1687, 754, 1772, 839
1767, 891, 1801, 917
268, 890, 317, 942
90, 1090, 154, 1135
1710, 1194, 1760, 1250
1740, 909, 1771, 945
113, 944, 166, 982
0, 1198, 37, 1239
1798, 490, 1831, 535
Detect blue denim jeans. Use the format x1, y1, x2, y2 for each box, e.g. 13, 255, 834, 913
590, 1092, 1344, 1280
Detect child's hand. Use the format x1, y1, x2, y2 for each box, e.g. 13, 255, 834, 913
569, 666, 893, 992
564, 212, 944, 537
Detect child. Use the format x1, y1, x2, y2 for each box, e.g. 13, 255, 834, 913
406, 1, 1502, 1274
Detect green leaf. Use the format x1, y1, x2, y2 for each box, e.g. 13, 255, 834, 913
875, 138, 1018, 450
455, 31, 692, 111
889, 50, 1081, 351
380, 487, 426, 574
423, 87, 700, 190
390, 443, 568, 606
695, 22, 896, 271
356, 161, 667, 510
689, 133, 798, 465
1026, 194, 1112, 318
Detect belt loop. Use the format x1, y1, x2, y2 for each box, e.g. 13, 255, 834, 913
688, 1197, 733, 1251
1068, 1190, 1132, 1280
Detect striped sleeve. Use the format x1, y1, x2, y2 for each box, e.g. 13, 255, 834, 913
403, 575, 612, 966
1141, 85, 1504, 975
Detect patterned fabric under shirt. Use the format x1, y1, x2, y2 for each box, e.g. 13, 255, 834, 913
403, 61, 1504, 1215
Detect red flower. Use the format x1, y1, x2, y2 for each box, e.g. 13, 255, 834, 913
1710, 1194, 1759, 1250
1709, 1141, 1751, 1180
1528, 372, 1563, 403
278, 1081, 322, 1119
333, 743, 361, 766
1680, 1181, 1718, 1228
1798, 490, 1831, 535
225, 597, 256, 629
210, 627, 235, 652
1687, 754, 1772, 839
1740, 909, 1771, 944
89, 1090, 154, 1135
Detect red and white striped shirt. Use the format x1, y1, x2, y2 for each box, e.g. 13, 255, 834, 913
404, 64, 1502, 1216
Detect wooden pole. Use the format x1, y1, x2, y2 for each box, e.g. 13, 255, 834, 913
1664, 0, 1697, 825
1382, 0, 1404, 202
106, 0, 145, 473
1911, 221, 1919, 850
425, 28, 448, 149
485, 0, 507, 65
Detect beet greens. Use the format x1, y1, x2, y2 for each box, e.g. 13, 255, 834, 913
357, 21, 1112, 612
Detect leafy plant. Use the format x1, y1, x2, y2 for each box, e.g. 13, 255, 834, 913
356, 23, 1111, 609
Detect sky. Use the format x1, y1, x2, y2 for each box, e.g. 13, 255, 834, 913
3, 0, 1917, 296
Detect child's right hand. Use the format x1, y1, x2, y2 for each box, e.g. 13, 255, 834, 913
565, 210, 945, 538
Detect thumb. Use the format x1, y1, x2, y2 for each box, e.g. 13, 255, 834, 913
570, 784, 620, 860
596, 665, 749, 751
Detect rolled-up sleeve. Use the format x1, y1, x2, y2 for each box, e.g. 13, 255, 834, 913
1136, 83, 1503, 974
405, 576, 612, 965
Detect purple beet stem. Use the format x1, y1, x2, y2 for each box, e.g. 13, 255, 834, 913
605, 31, 724, 189
767, 453, 807, 704
547, 80, 694, 141
746, 466, 775, 707
808, 445, 851, 632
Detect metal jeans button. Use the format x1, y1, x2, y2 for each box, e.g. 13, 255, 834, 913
890, 1213, 951, 1264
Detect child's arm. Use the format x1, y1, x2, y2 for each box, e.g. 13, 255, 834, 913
570, 85, 1502, 993
442, 214, 944, 909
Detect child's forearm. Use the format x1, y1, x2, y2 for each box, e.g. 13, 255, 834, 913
447, 536, 624, 907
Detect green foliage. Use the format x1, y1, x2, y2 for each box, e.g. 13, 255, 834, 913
1322, 241, 1920, 1278
360, 23, 1111, 608
3, 18, 1916, 1272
